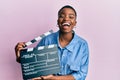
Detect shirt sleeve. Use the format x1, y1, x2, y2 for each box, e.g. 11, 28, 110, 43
72, 42, 89, 80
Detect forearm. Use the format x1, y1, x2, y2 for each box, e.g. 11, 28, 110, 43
42, 75, 75, 80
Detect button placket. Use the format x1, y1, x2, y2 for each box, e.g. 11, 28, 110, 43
62, 49, 69, 74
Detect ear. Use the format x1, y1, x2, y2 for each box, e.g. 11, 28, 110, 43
57, 19, 59, 25
57, 15, 60, 25
57, 20, 58, 25
56, 20, 59, 27
74, 20, 77, 26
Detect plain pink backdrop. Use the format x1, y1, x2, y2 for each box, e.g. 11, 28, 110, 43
0, 0, 120, 80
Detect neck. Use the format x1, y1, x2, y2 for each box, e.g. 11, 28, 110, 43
59, 32, 73, 41
59, 31, 74, 48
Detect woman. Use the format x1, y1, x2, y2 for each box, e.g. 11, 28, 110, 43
15, 5, 89, 80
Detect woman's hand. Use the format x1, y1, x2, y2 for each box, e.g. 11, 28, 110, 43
32, 77, 43, 80
32, 75, 54, 80
15, 42, 26, 63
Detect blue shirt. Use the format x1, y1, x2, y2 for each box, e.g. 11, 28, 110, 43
37, 30, 89, 80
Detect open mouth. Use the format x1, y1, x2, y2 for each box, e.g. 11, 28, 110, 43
62, 22, 70, 27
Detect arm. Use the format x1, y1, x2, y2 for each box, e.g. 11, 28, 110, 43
47, 75, 75, 80
72, 42, 89, 80
72, 53, 89, 80
32, 75, 75, 80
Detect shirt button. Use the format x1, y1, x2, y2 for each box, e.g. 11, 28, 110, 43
62, 55, 65, 57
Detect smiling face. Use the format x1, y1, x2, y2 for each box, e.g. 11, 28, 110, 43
57, 8, 77, 33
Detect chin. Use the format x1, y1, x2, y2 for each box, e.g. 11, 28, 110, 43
60, 29, 72, 33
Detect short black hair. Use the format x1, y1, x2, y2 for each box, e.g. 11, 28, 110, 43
58, 5, 77, 17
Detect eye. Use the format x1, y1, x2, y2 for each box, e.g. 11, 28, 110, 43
59, 14, 65, 18
69, 15, 75, 19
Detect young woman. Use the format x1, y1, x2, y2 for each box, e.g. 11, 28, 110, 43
15, 5, 89, 80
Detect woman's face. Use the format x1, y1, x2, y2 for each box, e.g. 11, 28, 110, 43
57, 8, 77, 33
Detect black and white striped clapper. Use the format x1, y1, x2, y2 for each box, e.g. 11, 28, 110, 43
20, 30, 60, 80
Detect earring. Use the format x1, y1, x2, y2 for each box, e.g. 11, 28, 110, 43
74, 26, 77, 28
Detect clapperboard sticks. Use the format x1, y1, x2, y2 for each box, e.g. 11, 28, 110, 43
25, 30, 53, 47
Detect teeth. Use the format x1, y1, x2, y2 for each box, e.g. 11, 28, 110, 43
62, 23, 70, 26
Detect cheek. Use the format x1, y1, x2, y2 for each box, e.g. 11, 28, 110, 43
71, 21, 76, 25
58, 19, 62, 24
57, 20, 60, 25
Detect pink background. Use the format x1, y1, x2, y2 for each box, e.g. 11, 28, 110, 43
0, 0, 120, 80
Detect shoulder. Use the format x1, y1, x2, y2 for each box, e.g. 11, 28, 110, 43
73, 34, 89, 57
46, 31, 58, 38
74, 33, 88, 45
37, 31, 58, 46
73, 33, 89, 52
43, 31, 58, 41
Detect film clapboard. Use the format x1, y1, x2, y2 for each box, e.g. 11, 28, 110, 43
20, 30, 60, 80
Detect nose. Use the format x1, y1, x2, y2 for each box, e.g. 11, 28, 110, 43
64, 16, 69, 21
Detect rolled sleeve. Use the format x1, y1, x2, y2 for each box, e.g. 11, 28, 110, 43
72, 55, 89, 80
72, 56, 89, 80
72, 72, 85, 80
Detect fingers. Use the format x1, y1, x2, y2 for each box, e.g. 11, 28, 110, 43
15, 42, 26, 62
15, 42, 26, 51
41, 75, 54, 80
31, 75, 54, 80
32, 77, 42, 80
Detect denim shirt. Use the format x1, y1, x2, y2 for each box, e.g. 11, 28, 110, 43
37, 30, 89, 80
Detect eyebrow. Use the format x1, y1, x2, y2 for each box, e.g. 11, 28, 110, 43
69, 14, 75, 16
60, 13, 75, 16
